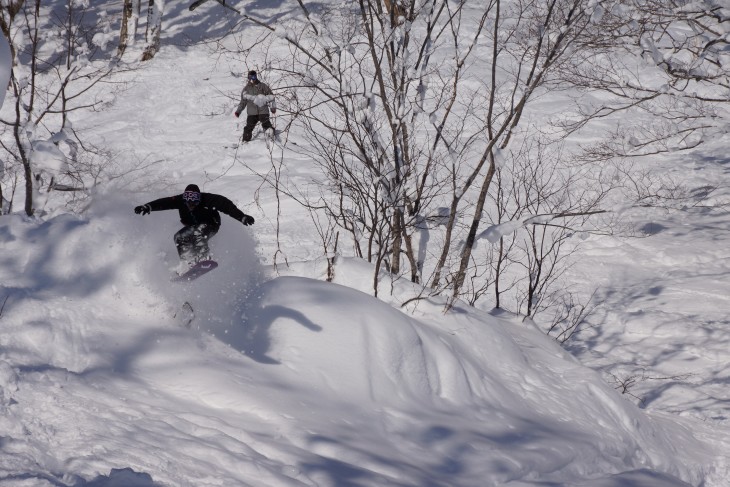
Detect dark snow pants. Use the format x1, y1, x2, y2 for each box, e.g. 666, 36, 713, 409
242, 114, 273, 142
174, 223, 218, 264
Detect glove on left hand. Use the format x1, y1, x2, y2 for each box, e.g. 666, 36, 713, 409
241, 214, 255, 226
135, 204, 151, 215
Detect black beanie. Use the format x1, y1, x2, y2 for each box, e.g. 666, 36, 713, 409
248, 70, 257, 76
185, 184, 200, 193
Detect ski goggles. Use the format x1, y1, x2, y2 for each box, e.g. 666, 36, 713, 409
183, 191, 201, 203
248, 73, 257, 81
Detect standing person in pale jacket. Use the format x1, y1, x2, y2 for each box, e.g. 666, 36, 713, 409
234, 70, 276, 142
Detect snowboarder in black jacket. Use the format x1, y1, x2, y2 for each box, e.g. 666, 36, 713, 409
134, 184, 254, 267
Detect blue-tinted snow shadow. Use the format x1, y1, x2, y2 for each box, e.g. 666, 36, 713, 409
33, 0, 296, 66
690, 152, 730, 175
81, 467, 164, 487
151, 0, 294, 52
565, 272, 730, 416
0, 468, 163, 487
207, 299, 322, 364
296, 413, 693, 487
0, 215, 117, 317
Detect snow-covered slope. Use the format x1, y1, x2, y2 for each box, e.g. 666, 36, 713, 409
1, 1, 729, 485
0, 200, 717, 486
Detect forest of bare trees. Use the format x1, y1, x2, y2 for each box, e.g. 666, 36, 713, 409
234, 0, 728, 332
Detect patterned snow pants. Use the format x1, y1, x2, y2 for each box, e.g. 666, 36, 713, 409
174, 224, 217, 265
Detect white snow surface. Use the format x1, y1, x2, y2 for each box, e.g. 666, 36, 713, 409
0, 207, 716, 487
1, 2, 729, 486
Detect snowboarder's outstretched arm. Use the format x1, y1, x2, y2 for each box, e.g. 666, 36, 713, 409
134, 192, 254, 225
202, 193, 255, 225
134, 196, 182, 215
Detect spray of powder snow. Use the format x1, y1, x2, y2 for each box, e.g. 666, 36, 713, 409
86, 190, 265, 345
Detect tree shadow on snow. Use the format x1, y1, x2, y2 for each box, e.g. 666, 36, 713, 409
565, 272, 730, 417
0, 216, 116, 318
294, 411, 683, 487
80, 467, 164, 487
0, 468, 163, 487
152, 0, 293, 53
207, 302, 322, 364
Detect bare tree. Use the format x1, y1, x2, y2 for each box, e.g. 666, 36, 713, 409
222, 1, 617, 303
216, 0, 727, 322
117, 0, 141, 58
554, 0, 730, 158
258, 0, 493, 293
141, 0, 164, 61
0, 0, 122, 215
0, 1, 24, 62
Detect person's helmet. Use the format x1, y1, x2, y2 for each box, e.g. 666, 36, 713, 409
183, 184, 201, 208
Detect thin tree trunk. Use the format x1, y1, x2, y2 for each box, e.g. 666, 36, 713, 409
451, 157, 497, 303
19, 0, 42, 216
142, 0, 164, 61
402, 228, 419, 283
494, 236, 504, 309
390, 208, 402, 274
117, 0, 134, 57
430, 194, 459, 289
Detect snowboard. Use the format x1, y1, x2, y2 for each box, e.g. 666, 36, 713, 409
171, 259, 218, 282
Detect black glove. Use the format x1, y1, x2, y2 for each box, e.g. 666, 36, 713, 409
135, 204, 151, 215
241, 214, 254, 226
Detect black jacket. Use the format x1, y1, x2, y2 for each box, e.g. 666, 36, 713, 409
145, 192, 246, 230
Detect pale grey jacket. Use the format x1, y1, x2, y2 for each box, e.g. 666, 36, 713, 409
236, 81, 276, 116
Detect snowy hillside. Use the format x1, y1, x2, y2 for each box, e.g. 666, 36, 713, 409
0, 206, 716, 486
1, 0, 729, 486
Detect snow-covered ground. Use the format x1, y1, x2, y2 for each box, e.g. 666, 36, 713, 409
0, 1, 729, 486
